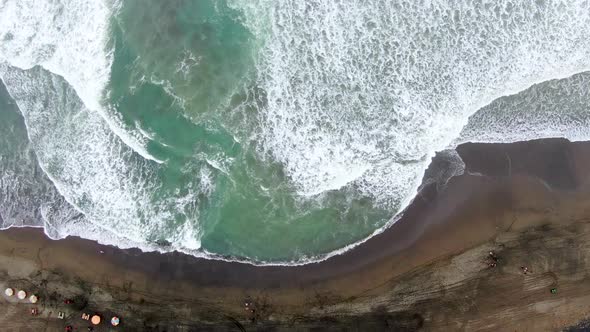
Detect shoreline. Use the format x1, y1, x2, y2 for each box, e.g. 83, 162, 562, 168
2, 137, 590, 330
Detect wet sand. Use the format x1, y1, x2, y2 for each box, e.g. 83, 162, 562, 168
1, 138, 590, 331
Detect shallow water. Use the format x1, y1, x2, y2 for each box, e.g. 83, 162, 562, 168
1, 0, 590, 264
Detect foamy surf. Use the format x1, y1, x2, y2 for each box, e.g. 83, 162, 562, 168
456, 72, 590, 145
1, 0, 590, 265
0, 0, 162, 164
231, 0, 590, 209
0, 63, 217, 254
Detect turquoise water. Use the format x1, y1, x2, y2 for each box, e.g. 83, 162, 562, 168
107, 0, 391, 261
1, 0, 590, 264
0, 0, 390, 263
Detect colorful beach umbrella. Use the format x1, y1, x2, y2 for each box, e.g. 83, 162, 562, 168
91, 315, 101, 325
111, 316, 120, 326
17, 290, 26, 300
4, 288, 13, 296
29, 295, 38, 303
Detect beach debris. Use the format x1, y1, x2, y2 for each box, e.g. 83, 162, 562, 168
82, 312, 91, 320
91, 314, 101, 325
4, 288, 13, 296
65, 325, 73, 332
58, 311, 65, 319
111, 316, 121, 326
551, 288, 558, 294
64, 298, 74, 305
30, 308, 39, 316
29, 294, 38, 303
521, 266, 532, 274
17, 290, 27, 300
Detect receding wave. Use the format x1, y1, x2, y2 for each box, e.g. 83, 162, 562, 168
0, 0, 160, 163
457, 72, 590, 145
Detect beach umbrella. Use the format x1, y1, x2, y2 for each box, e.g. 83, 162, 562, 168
111, 316, 120, 326
91, 315, 101, 325
29, 295, 38, 303
17, 290, 26, 300
4, 288, 13, 296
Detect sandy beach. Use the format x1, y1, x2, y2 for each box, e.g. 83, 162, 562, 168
1, 138, 590, 331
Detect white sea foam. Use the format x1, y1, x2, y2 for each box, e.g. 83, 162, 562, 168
3, 0, 590, 266
0, 62, 224, 256
175, 219, 202, 251
0, 100, 82, 233
0, 65, 166, 241
0, 0, 161, 163
456, 72, 590, 145
231, 0, 590, 212
0, 0, 196, 254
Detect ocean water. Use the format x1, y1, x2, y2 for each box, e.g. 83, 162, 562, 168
1, 0, 590, 264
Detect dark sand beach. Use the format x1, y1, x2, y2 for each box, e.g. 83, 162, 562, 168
2, 138, 590, 331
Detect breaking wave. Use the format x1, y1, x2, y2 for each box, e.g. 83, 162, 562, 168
0, 0, 159, 162
231, 0, 590, 210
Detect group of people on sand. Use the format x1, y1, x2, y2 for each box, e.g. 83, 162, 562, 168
487, 251, 499, 268
485, 251, 532, 275
520, 266, 532, 274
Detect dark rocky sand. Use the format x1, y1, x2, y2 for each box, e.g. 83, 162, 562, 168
1, 138, 590, 331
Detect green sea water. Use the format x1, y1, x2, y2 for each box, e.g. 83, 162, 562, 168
3, 0, 590, 264
102, 0, 390, 261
